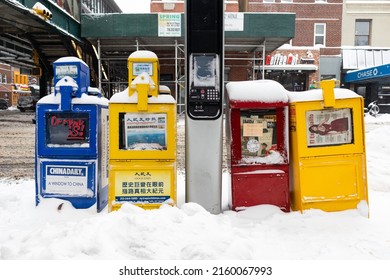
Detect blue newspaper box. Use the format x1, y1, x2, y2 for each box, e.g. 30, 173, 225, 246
35, 57, 109, 212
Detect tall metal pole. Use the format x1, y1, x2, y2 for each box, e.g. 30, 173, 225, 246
97, 39, 102, 91
175, 39, 178, 102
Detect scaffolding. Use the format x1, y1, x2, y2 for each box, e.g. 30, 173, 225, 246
94, 40, 265, 114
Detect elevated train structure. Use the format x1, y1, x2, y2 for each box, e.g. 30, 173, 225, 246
0, 0, 295, 110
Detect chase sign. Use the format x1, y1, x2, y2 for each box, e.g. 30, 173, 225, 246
345, 63, 390, 83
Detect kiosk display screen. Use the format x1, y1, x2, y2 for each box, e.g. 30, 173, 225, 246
46, 112, 90, 147
193, 55, 216, 87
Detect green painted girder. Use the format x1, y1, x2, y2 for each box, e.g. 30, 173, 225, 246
227, 13, 295, 38
81, 13, 295, 39
13, 0, 81, 40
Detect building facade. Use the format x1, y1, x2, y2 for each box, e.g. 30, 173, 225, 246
150, 0, 344, 91
0, 63, 12, 106
246, 0, 343, 91
341, 0, 390, 112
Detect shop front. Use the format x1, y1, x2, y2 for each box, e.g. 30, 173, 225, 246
345, 63, 390, 113
257, 49, 318, 91
342, 48, 390, 113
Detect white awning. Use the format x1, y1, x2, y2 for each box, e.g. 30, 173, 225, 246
342, 48, 390, 70
255, 64, 317, 71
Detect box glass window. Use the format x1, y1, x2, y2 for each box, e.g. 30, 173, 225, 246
306, 108, 353, 147
119, 113, 167, 151
46, 112, 90, 147
240, 109, 286, 164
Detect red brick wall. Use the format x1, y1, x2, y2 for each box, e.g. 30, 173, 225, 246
151, 1, 184, 13
247, 0, 343, 51
151, 1, 239, 13
0, 63, 12, 106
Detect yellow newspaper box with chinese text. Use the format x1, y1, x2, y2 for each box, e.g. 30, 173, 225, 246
289, 80, 368, 214
108, 50, 177, 212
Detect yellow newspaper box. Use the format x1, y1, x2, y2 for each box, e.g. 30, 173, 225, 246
289, 80, 368, 214
108, 51, 177, 212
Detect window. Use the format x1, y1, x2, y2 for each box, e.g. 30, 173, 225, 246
315, 0, 327, 3
355, 20, 371, 46
0, 74, 2, 84
263, 0, 275, 3
314, 23, 326, 46
3, 74, 6, 84
281, 0, 293, 2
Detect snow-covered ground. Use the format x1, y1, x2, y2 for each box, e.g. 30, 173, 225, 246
1, 113, 390, 279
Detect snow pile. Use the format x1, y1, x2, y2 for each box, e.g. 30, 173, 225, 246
1, 116, 390, 260
240, 150, 286, 165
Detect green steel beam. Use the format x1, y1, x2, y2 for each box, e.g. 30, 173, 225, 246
13, 0, 81, 39
226, 13, 295, 38
81, 13, 295, 39
81, 13, 160, 38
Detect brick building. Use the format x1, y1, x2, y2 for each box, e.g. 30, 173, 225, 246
150, 0, 343, 91
0, 63, 12, 107
246, 0, 343, 90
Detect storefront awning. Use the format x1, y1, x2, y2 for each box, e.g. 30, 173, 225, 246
344, 63, 390, 83
256, 64, 317, 71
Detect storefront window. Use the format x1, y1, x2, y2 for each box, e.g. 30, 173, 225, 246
264, 71, 307, 92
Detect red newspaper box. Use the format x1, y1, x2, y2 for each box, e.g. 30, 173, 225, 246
226, 80, 290, 211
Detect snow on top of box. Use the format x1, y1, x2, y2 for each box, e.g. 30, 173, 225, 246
54, 76, 78, 91
55, 56, 88, 66
287, 88, 360, 102
109, 87, 176, 104
159, 85, 171, 94
226, 79, 289, 103
72, 94, 109, 106
131, 72, 155, 86
129, 50, 158, 59
38, 93, 109, 106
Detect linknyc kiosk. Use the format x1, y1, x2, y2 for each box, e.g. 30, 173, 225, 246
226, 80, 290, 211
185, 0, 224, 214
35, 57, 109, 212
289, 80, 369, 213
108, 50, 177, 212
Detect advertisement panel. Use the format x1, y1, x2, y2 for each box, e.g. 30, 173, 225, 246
46, 112, 90, 147
306, 108, 353, 147
123, 113, 167, 150
41, 162, 94, 197
114, 169, 172, 204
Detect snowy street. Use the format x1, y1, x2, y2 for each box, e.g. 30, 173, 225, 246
1, 110, 390, 260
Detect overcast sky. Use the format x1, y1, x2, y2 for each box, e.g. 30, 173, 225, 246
115, 0, 151, 13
